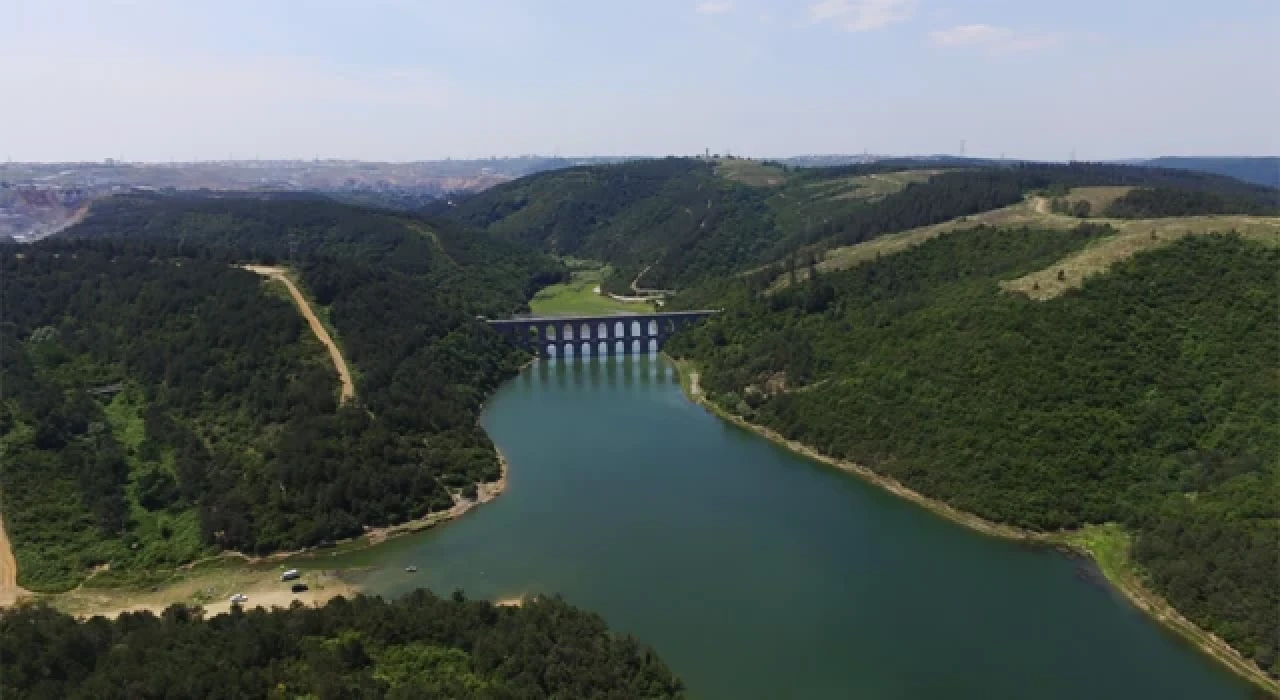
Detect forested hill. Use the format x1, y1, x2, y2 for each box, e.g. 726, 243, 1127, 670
667, 229, 1280, 678
432, 157, 1277, 293
0, 592, 686, 698
1, 195, 567, 591
1144, 156, 1280, 188
70, 192, 567, 316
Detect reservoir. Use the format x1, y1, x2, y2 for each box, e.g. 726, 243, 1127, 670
340, 356, 1259, 699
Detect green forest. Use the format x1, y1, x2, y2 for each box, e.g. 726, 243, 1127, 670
434, 158, 1276, 293
667, 229, 1279, 675
4, 160, 1279, 693
1, 194, 566, 591
1102, 186, 1280, 218
0, 592, 685, 699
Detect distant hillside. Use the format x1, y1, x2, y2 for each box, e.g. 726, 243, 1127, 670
436, 157, 1277, 293
1143, 157, 1279, 188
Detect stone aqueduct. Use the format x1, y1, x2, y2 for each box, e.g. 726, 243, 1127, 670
487, 311, 717, 358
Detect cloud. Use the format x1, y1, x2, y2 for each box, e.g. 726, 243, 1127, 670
808, 0, 917, 32
696, 1, 733, 15
928, 24, 1062, 53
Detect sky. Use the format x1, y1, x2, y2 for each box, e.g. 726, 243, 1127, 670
2, 0, 1277, 162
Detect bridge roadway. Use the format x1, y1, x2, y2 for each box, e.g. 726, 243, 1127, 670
487, 310, 717, 358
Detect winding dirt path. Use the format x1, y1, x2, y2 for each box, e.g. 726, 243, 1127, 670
243, 265, 355, 403
0, 511, 29, 606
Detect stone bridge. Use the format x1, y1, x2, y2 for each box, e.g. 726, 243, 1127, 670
487, 311, 717, 358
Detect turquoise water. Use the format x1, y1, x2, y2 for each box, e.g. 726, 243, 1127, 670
330, 356, 1260, 699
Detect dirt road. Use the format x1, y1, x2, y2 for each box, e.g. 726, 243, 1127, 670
0, 511, 29, 606
243, 265, 355, 403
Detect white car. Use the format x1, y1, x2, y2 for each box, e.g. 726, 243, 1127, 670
229, 593, 249, 604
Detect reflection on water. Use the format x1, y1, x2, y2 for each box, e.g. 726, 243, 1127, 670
533, 352, 673, 384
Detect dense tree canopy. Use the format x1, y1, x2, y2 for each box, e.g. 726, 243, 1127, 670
2, 194, 566, 590
1103, 186, 1280, 218
668, 230, 1280, 676
0, 592, 685, 699
70, 192, 567, 316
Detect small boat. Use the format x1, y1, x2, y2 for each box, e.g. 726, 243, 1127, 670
405, 566, 418, 573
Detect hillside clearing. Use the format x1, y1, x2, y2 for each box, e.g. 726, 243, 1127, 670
799, 169, 942, 202
242, 265, 356, 402
1060, 186, 1134, 214
772, 195, 1280, 291
1003, 219, 1280, 299
715, 159, 786, 187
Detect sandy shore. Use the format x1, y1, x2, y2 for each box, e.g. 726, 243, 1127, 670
675, 361, 1278, 696
366, 450, 509, 545
54, 567, 357, 620
8, 451, 510, 621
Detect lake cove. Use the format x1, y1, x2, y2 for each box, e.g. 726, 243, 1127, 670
332, 356, 1260, 699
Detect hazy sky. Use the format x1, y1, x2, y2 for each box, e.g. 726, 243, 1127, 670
3, 0, 1277, 162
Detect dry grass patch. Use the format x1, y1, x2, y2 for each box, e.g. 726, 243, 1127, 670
771, 197, 1077, 290
1003, 217, 1280, 299
830, 170, 941, 200
715, 159, 786, 187
770, 195, 1280, 293
1065, 186, 1133, 215
800, 169, 943, 201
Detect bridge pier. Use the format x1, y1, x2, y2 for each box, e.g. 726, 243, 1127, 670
487, 310, 717, 359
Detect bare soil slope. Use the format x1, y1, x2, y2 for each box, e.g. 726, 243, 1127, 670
0, 514, 29, 606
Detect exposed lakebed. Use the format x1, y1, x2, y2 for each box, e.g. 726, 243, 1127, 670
319, 355, 1259, 699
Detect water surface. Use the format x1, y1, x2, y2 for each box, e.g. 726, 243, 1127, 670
334, 356, 1259, 699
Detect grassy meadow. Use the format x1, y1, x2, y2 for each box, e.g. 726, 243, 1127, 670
530, 263, 655, 316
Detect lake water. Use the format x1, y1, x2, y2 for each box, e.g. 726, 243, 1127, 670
332, 356, 1259, 699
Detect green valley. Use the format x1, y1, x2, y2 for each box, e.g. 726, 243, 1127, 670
3, 158, 1278, 697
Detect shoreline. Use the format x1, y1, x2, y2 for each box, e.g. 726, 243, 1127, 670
11, 450, 511, 620
671, 358, 1278, 696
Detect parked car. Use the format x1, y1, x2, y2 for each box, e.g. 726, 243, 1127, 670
280, 569, 300, 582
229, 593, 248, 604
291, 583, 309, 593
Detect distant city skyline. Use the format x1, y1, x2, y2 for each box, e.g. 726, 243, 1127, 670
3, 0, 1277, 162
